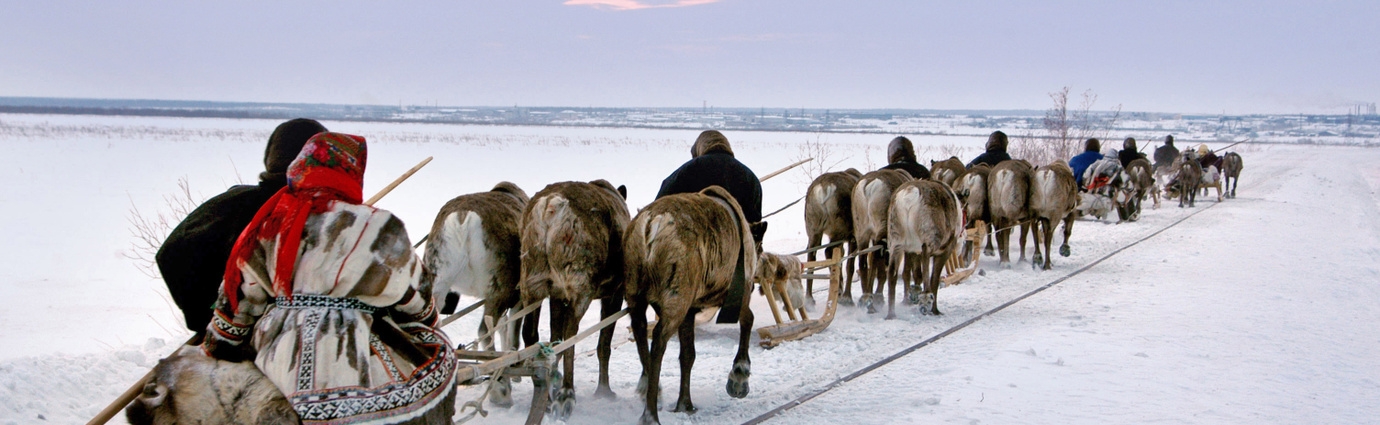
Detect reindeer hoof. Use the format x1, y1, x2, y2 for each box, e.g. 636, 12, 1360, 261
838, 296, 855, 307
885, 312, 897, 320
639, 410, 661, 425
673, 398, 697, 413
861, 295, 878, 314
552, 388, 576, 421
1059, 245, 1071, 257
726, 362, 751, 398
906, 290, 922, 306
594, 385, 617, 400
489, 376, 514, 408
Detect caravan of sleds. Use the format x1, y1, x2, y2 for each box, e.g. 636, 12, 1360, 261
113, 133, 1244, 425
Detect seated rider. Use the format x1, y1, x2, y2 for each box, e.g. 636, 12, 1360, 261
967, 131, 1012, 169
1068, 138, 1104, 189
203, 132, 457, 424
878, 136, 930, 179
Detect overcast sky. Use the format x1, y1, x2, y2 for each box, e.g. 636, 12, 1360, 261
1, 1, 1375, 114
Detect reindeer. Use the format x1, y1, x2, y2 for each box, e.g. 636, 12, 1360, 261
886, 179, 963, 317
1222, 152, 1243, 198
757, 251, 808, 322
421, 181, 528, 407
1028, 160, 1078, 270
803, 168, 862, 305
1170, 152, 1204, 208
851, 169, 913, 312
125, 346, 302, 425
624, 185, 758, 425
518, 179, 630, 420
959, 164, 995, 258
1118, 159, 1154, 222
987, 160, 1034, 266
930, 156, 967, 188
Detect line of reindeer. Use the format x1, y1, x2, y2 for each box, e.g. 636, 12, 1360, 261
419, 148, 1246, 425
424, 179, 759, 424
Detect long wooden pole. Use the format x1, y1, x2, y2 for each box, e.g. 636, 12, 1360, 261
87, 157, 434, 425
759, 157, 811, 182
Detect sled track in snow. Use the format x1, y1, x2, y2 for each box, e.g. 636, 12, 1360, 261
743, 201, 1223, 425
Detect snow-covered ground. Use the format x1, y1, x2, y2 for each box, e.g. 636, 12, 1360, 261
1, 113, 1376, 424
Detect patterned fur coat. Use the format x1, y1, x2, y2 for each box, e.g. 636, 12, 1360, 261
205, 202, 456, 424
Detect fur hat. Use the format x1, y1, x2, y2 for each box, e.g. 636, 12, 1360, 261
1123, 137, 1137, 151
986, 131, 1008, 153
1084, 138, 1101, 152
1164, 135, 1175, 146
691, 130, 733, 157
887, 136, 917, 164
1197, 144, 1210, 156
262, 118, 327, 181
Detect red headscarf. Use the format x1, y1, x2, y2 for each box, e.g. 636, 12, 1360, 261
223, 132, 367, 311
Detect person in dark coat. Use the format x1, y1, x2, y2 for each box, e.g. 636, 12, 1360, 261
156, 118, 326, 337
1068, 138, 1104, 187
658, 130, 763, 226
1153, 135, 1179, 169
1197, 144, 1221, 170
657, 130, 763, 323
1118, 137, 1147, 167
967, 131, 1012, 168
879, 136, 930, 179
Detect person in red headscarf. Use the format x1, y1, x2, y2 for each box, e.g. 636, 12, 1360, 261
203, 132, 456, 424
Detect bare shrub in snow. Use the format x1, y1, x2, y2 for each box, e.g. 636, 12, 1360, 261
125, 177, 202, 279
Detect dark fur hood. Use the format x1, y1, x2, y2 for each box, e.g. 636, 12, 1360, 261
887, 136, 917, 164
691, 130, 734, 158
986, 131, 1009, 153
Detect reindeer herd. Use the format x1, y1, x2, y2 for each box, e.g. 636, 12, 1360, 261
129, 135, 1246, 425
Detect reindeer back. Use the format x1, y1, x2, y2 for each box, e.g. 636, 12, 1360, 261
987, 160, 1033, 222
851, 169, 912, 244
805, 170, 862, 241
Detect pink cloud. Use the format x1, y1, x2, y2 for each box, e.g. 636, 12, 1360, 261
563, 0, 720, 11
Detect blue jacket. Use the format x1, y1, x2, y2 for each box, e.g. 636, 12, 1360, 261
1069, 151, 1104, 185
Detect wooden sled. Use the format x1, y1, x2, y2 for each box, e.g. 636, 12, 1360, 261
942, 219, 986, 287
446, 301, 629, 425
756, 244, 845, 348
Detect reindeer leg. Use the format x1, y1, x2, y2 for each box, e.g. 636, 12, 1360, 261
481, 302, 515, 407
551, 302, 578, 422
841, 242, 862, 307
1060, 213, 1075, 257
845, 239, 858, 302
594, 295, 621, 400
927, 254, 944, 315
673, 311, 697, 413
885, 254, 899, 320
1030, 220, 1044, 268
630, 298, 651, 399
1015, 222, 1026, 262
640, 305, 675, 425
1037, 219, 1048, 269
805, 232, 822, 304
727, 269, 754, 399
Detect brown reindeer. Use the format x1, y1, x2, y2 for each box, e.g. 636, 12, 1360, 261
987, 160, 1034, 266
421, 181, 528, 407
624, 185, 758, 425
126, 346, 303, 425
886, 179, 963, 317
1118, 159, 1154, 222
1170, 152, 1203, 208
757, 251, 808, 322
851, 169, 913, 313
958, 164, 995, 258
518, 179, 630, 420
930, 156, 967, 188
803, 168, 862, 305
1222, 152, 1243, 198
1028, 160, 1078, 270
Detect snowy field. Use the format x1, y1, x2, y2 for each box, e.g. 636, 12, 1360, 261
1, 113, 1377, 424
